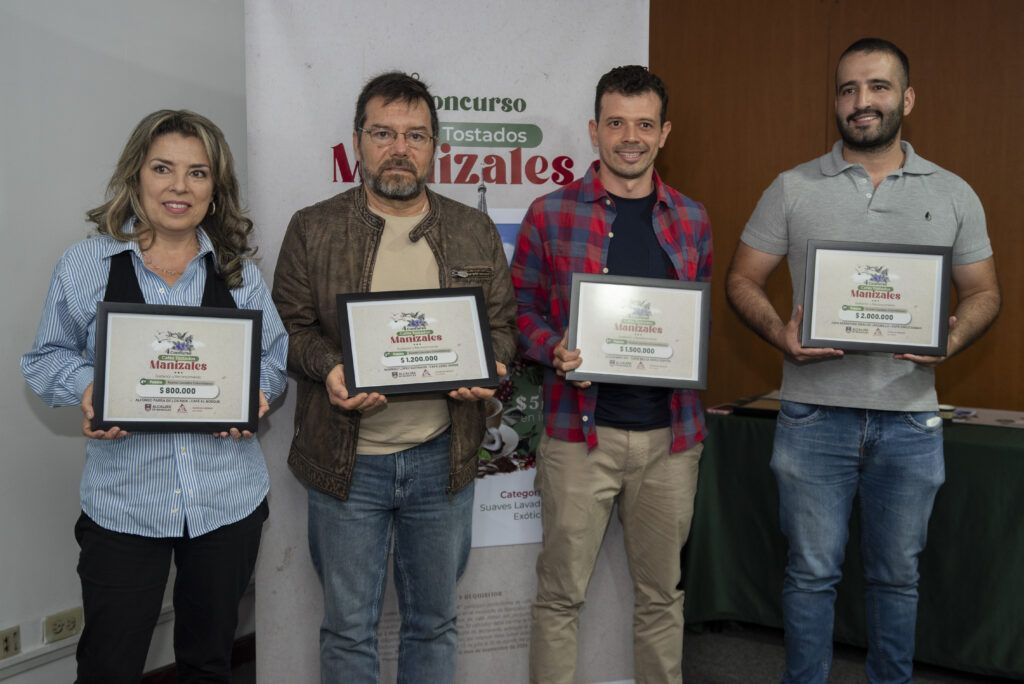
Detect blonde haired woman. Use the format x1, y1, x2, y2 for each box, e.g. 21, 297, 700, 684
22, 110, 287, 683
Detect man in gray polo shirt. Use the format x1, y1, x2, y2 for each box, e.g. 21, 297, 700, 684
726, 37, 1000, 683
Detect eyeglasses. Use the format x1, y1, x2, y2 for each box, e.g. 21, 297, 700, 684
358, 127, 434, 149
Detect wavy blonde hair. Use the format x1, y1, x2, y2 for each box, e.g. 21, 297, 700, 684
87, 109, 254, 288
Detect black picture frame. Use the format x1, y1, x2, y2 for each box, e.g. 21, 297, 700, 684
801, 240, 952, 355
92, 302, 262, 433
336, 287, 499, 395
565, 273, 710, 389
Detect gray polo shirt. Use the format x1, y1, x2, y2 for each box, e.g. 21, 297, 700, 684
741, 140, 992, 411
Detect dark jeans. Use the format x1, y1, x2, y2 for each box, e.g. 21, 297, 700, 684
771, 403, 944, 684
307, 432, 474, 684
74, 500, 268, 684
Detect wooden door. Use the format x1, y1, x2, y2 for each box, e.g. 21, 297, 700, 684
652, 0, 1024, 410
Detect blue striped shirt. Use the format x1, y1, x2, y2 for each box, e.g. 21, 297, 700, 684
20, 224, 288, 538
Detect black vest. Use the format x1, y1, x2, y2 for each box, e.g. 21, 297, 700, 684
103, 250, 236, 308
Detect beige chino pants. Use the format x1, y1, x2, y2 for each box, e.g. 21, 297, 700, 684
529, 426, 702, 684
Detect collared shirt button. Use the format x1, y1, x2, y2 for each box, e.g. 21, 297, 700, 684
605, 198, 612, 206
582, 415, 589, 422
608, 231, 615, 238
174, 488, 181, 495
171, 507, 179, 513
602, 267, 609, 274
866, 193, 872, 198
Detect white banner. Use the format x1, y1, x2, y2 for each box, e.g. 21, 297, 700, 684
247, 1, 648, 681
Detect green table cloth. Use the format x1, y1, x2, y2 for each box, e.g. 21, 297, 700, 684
682, 413, 1024, 678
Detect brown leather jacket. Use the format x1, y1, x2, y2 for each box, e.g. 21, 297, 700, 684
272, 185, 517, 500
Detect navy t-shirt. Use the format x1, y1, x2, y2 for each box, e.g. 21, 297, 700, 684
594, 191, 674, 431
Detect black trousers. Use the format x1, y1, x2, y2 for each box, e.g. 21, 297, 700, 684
74, 500, 268, 684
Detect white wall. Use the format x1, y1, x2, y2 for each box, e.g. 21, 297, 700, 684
0, 2, 250, 681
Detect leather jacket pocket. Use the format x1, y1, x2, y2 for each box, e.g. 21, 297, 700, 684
449, 265, 495, 284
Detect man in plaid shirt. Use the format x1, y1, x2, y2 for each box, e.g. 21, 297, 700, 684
511, 65, 712, 684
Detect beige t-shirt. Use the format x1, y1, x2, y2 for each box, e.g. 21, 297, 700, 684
356, 207, 451, 455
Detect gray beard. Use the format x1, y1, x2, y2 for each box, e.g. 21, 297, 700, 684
365, 169, 425, 201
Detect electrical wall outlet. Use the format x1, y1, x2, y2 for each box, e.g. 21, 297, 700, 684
0, 625, 21, 660
43, 607, 84, 644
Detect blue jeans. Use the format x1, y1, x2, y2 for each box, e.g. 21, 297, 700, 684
770, 402, 944, 684
307, 432, 474, 684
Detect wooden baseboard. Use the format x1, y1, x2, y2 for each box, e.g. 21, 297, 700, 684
141, 633, 255, 683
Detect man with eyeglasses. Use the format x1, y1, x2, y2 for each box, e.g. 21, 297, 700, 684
273, 71, 516, 683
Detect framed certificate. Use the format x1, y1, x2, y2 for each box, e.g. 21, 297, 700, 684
801, 240, 952, 355
565, 273, 710, 389
337, 287, 498, 395
92, 302, 262, 432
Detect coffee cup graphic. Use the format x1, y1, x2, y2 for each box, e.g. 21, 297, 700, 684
481, 396, 519, 455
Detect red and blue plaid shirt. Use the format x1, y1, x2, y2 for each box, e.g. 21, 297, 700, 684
511, 161, 712, 452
